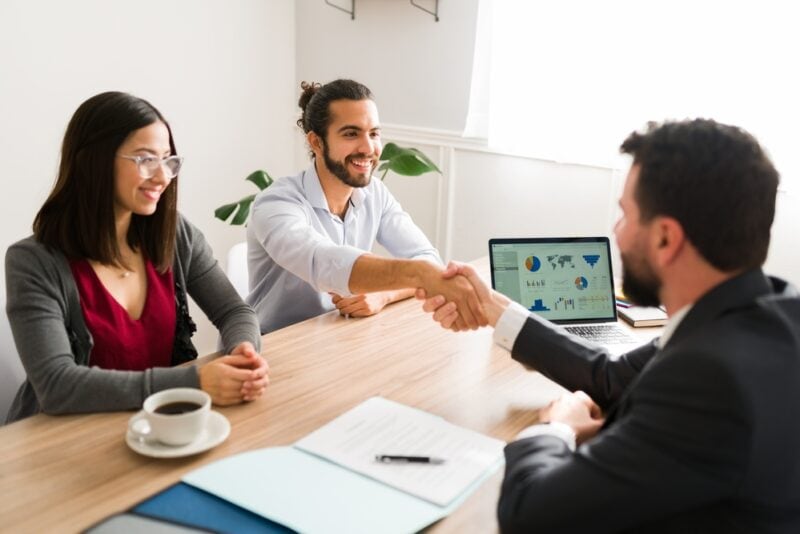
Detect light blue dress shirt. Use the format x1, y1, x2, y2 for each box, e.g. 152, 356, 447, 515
246, 164, 442, 333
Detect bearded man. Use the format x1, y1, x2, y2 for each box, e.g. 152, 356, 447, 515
247, 79, 483, 333
420, 119, 800, 533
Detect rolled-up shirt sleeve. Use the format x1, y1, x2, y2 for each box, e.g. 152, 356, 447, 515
250, 193, 364, 296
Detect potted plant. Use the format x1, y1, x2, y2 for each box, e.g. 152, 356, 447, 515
214, 143, 441, 225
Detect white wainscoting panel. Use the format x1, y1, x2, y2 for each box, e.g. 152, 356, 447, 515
381, 125, 619, 264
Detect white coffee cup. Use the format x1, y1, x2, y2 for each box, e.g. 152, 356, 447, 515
127, 388, 211, 446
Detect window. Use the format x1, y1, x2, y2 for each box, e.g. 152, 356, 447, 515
470, 0, 798, 183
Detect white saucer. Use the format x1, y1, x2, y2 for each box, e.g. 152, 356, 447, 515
126, 410, 230, 458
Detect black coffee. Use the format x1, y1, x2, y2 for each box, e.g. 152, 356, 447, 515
154, 401, 202, 415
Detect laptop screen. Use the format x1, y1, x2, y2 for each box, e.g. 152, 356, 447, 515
489, 237, 618, 324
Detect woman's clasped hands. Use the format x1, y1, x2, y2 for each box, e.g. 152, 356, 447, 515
199, 342, 270, 405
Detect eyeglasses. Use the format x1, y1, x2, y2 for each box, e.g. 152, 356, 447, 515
119, 154, 184, 180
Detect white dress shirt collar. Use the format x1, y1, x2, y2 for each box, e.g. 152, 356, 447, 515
657, 304, 692, 349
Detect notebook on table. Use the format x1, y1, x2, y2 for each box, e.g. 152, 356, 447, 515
489, 237, 645, 355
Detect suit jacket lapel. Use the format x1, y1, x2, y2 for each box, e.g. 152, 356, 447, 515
662, 269, 772, 349
601, 269, 774, 428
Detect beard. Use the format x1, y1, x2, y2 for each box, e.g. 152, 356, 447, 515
321, 141, 376, 188
620, 251, 662, 308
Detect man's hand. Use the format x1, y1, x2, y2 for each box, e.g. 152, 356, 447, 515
417, 265, 488, 330
199, 342, 270, 405
345, 255, 487, 329
416, 262, 510, 331
540, 391, 604, 445
330, 291, 392, 317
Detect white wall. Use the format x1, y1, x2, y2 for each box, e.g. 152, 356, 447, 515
292, 0, 798, 286
0, 0, 296, 354
379, 126, 621, 266
768, 191, 800, 284
294, 0, 480, 132
1, 0, 797, 373
381, 125, 800, 287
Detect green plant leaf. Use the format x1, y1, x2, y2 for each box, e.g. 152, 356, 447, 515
246, 170, 273, 190
215, 170, 274, 226
214, 203, 238, 221
214, 194, 256, 225
405, 147, 440, 173
379, 142, 404, 161
231, 195, 255, 225
378, 143, 441, 177
383, 153, 438, 176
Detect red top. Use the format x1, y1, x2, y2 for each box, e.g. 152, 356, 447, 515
70, 259, 176, 371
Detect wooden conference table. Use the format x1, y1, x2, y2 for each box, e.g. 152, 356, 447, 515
0, 259, 660, 533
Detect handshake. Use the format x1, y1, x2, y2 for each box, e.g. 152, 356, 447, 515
415, 261, 512, 331
416, 263, 606, 444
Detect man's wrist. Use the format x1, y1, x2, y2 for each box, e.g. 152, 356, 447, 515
485, 292, 511, 327
351, 255, 430, 293
406, 259, 438, 289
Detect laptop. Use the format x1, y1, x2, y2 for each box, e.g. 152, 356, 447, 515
489, 237, 644, 355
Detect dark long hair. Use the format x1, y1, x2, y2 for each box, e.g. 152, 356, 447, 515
33, 91, 178, 272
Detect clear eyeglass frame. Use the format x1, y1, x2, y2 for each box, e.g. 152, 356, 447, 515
119, 154, 184, 180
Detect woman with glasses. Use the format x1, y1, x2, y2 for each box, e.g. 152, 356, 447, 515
4, 91, 269, 423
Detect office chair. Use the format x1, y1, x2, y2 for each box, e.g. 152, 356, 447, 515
0, 287, 26, 423
226, 242, 249, 299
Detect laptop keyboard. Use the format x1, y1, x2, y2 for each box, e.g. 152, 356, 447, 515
564, 324, 638, 344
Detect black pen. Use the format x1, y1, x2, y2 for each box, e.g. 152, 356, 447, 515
375, 454, 446, 465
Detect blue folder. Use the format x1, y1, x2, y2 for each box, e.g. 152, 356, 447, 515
132, 482, 295, 534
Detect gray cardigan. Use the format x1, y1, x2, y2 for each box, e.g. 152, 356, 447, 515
5, 215, 261, 423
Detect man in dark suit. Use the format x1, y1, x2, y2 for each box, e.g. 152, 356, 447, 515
419, 119, 800, 532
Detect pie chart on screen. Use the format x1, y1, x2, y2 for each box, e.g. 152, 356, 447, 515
575, 276, 588, 290
525, 256, 541, 272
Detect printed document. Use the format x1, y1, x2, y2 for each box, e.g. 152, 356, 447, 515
295, 396, 505, 507
183, 397, 505, 533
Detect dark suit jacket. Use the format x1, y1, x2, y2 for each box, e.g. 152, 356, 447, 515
498, 270, 800, 534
